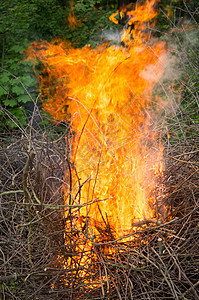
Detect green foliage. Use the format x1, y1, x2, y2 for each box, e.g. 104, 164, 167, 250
65, 0, 116, 48
156, 0, 199, 33
0, 0, 69, 129
0, 42, 38, 128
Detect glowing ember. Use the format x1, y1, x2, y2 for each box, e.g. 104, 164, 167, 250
26, 0, 167, 238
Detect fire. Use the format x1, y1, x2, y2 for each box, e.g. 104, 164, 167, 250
68, 2, 78, 28
26, 0, 166, 238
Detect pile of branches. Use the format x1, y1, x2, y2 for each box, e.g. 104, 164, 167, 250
0, 123, 198, 300
0, 99, 199, 300
0, 121, 70, 299
49, 125, 199, 299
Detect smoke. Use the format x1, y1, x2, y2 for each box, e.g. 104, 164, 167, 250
101, 29, 123, 44
140, 23, 199, 146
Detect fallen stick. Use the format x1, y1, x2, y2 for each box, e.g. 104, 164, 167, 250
131, 219, 162, 227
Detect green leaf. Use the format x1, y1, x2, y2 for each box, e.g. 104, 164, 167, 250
0, 87, 9, 96
9, 44, 26, 54
12, 85, 25, 95
10, 107, 27, 126
21, 75, 37, 87
3, 98, 16, 107
0, 72, 10, 83
17, 94, 30, 103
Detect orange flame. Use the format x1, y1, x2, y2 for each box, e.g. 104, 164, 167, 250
68, 2, 77, 28
109, 10, 120, 24
26, 0, 166, 237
